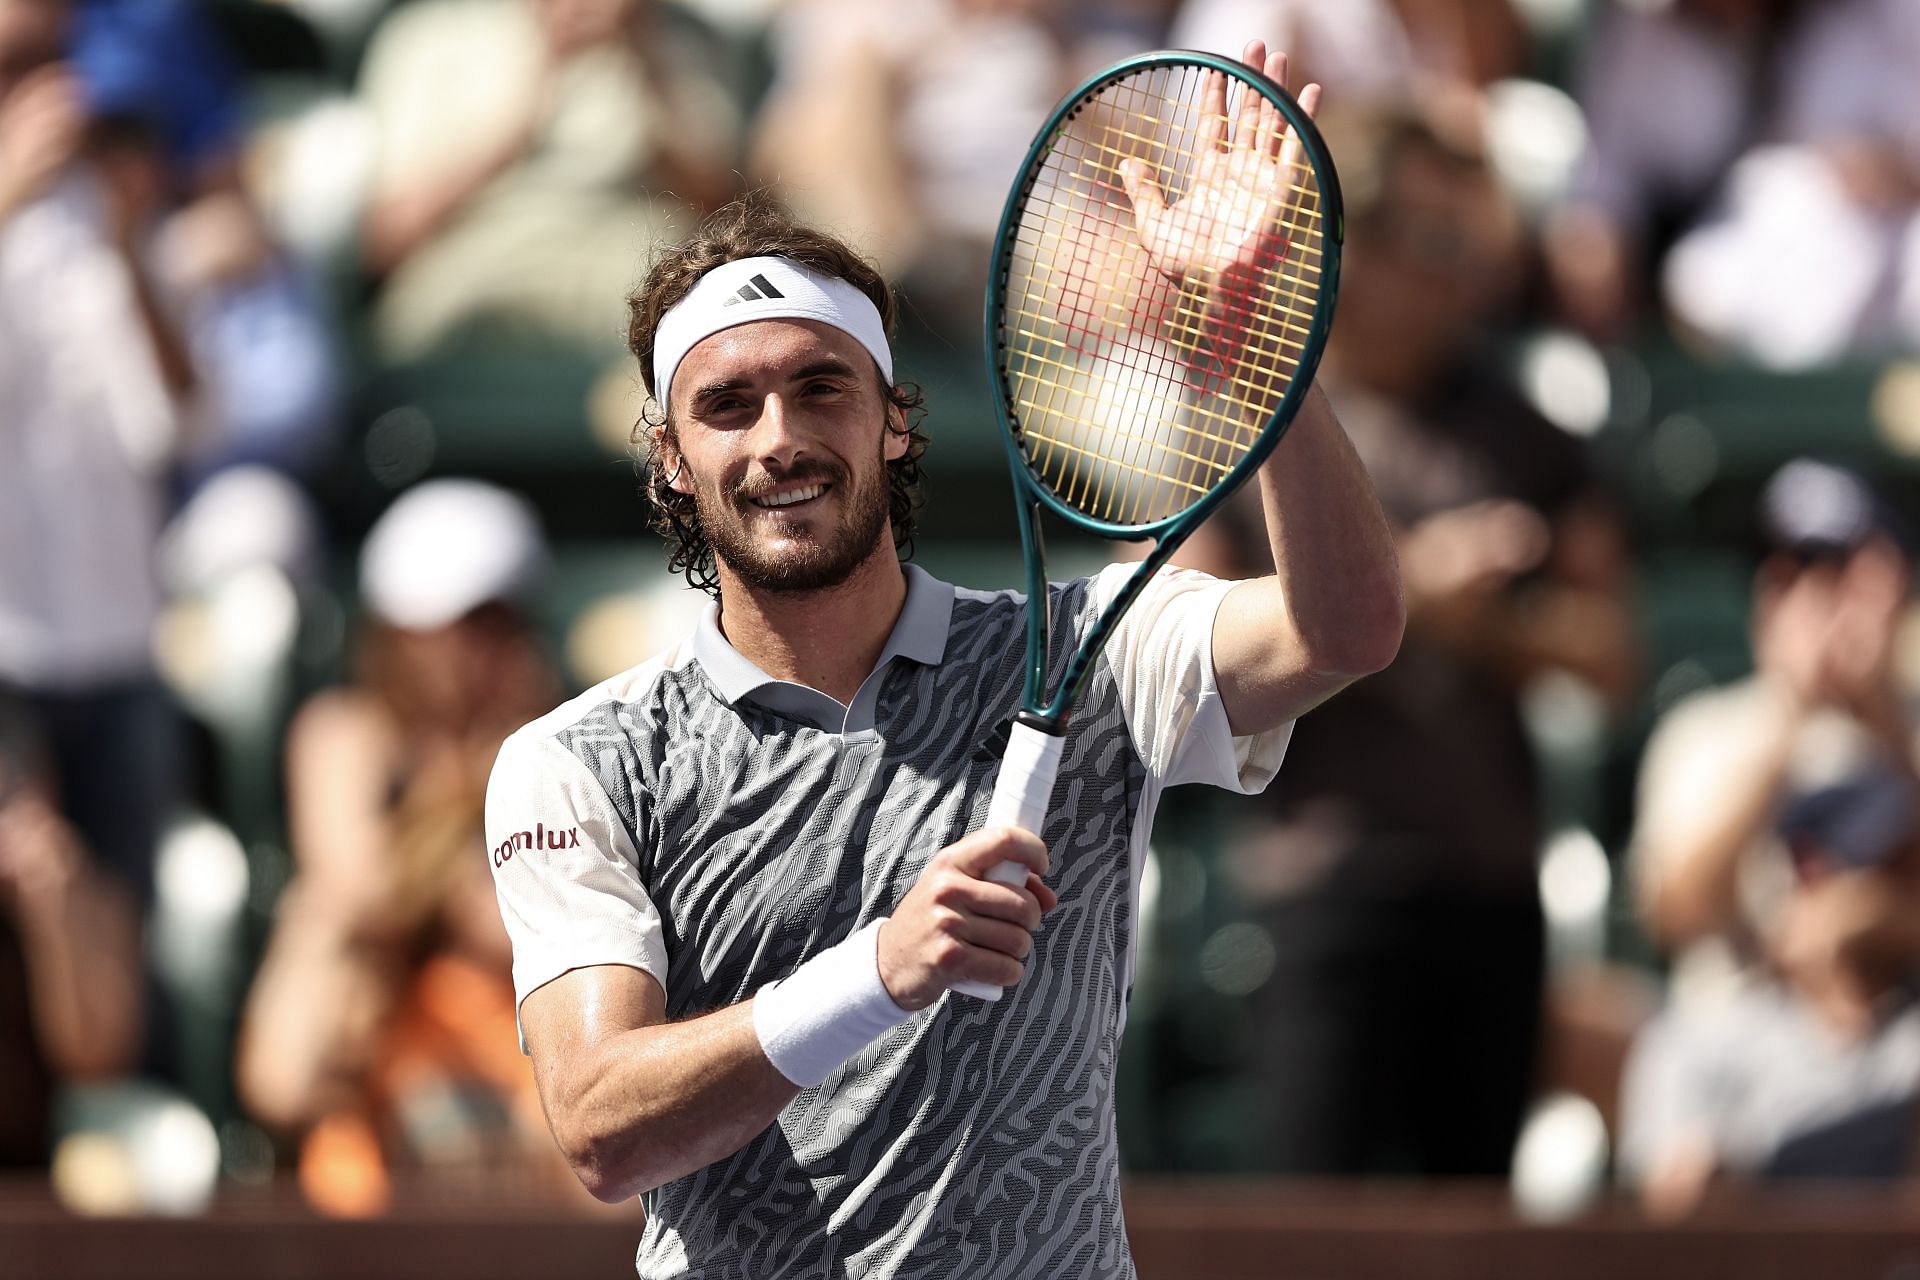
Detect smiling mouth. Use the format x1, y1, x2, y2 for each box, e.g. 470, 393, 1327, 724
751, 482, 830, 510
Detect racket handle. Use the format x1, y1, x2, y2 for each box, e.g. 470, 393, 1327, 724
953, 718, 1064, 1002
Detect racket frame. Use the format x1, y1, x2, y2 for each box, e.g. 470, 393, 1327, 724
982, 49, 1345, 730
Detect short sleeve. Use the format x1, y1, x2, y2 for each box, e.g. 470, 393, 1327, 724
1616, 1003, 1720, 1184
486, 728, 669, 1044
1090, 562, 1292, 793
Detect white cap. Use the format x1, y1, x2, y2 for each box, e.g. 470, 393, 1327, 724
160, 466, 323, 593
359, 480, 546, 631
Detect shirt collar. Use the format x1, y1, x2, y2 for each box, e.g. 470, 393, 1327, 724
690, 564, 954, 709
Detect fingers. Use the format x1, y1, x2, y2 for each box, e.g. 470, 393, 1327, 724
947, 825, 1048, 882
1261, 51, 1289, 159
1117, 157, 1166, 226
881, 829, 1055, 1003
1027, 872, 1059, 914
954, 914, 1038, 965
1234, 41, 1266, 148
1201, 68, 1229, 152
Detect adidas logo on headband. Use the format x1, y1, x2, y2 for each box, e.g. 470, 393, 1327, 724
652, 256, 894, 404
723, 274, 788, 307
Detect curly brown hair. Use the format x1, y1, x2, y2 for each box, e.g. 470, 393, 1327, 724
627, 195, 930, 595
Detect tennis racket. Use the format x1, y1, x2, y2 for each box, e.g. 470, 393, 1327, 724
957, 48, 1342, 1000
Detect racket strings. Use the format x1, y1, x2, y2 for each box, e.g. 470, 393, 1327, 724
999, 62, 1329, 527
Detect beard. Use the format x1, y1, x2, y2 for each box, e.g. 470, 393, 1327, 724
692, 440, 894, 594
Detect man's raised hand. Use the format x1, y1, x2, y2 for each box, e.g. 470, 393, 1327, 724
1117, 40, 1321, 285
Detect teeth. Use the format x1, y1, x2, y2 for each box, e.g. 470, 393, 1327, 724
759, 484, 826, 509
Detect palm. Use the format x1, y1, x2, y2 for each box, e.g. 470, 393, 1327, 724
1118, 47, 1319, 283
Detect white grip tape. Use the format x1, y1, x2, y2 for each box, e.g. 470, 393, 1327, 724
953, 720, 1064, 1001
753, 918, 911, 1088
982, 719, 1065, 877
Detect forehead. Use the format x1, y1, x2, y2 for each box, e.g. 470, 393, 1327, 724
672, 319, 877, 403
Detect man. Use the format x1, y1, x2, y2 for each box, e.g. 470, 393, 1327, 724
1633, 459, 1919, 999
355, 0, 738, 356
486, 41, 1403, 1277
1627, 458, 1920, 1213
0, 0, 188, 968
1622, 763, 1920, 1217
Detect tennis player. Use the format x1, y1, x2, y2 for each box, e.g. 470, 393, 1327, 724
486, 41, 1401, 1277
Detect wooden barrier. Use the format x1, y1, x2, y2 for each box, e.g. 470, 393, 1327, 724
6, 1177, 1920, 1279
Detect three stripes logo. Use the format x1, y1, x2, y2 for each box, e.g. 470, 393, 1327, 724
723, 274, 787, 307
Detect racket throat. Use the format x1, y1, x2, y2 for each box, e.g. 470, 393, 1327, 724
1014, 708, 1066, 736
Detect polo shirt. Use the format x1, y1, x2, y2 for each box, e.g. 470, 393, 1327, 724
486, 561, 1289, 1278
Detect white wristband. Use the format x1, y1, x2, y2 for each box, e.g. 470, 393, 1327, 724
753, 918, 912, 1088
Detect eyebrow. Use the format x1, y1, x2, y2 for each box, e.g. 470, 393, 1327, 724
686, 357, 862, 411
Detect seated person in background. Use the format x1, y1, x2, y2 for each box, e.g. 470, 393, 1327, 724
1544, 0, 1800, 343
1, 0, 192, 1087
72, 0, 340, 484
356, 0, 739, 358
748, 0, 1109, 341
1159, 104, 1635, 1178
1549, 0, 1920, 364
235, 480, 583, 1215
1620, 762, 1920, 1217
1632, 460, 1918, 1002
0, 697, 144, 1169
1169, 0, 1529, 106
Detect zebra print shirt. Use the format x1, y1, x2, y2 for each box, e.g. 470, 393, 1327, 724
486, 563, 1290, 1278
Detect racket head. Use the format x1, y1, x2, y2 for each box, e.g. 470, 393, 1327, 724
985, 50, 1342, 544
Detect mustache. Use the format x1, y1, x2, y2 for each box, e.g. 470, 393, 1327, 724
730, 463, 845, 504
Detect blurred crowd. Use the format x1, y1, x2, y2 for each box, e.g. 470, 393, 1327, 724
5, 0, 1920, 1224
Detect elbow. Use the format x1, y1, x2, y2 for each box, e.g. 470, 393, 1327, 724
1308, 571, 1406, 680
552, 1117, 652, 1204
1640, 880, 1716, 956
1354, 576, 1408, 675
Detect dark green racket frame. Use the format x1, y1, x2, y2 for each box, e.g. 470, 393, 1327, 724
982, 49, 1345, 730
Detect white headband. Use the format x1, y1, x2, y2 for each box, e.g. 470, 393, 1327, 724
651, 256, 894, 408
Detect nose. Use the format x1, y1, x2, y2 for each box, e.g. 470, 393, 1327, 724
748, 393, 806, 471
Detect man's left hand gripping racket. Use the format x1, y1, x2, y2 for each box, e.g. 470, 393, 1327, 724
959, 44, 1342, 1000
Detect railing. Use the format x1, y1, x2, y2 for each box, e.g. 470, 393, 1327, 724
8, 1177, 1920, 1279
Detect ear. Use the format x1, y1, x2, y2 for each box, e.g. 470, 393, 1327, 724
655, 426, 695, 495
883, 400, 909, 463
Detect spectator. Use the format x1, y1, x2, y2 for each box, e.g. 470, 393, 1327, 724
355, 0, 739, 358
1170, 0, 1528, 105
72, 0, 341, 484
749, 0, 1101, 340
1620, 762, 1920, 1217
1169, 106, 1635, 1177
234, 481, 575, 1215
1632, 460, 1918, 1002
0, 697, 144, 1168
0, 0, 189, 966
1661, 0, 1920, 367
1544, 0, 1797, 342
85, 110, 341, 489
1548, 0, 1920, 364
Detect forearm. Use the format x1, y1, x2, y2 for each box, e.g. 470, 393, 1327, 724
544, 1002, 798, 1202
13, 867, 143, 1079
236, 886, 398, 1129
116, 237, 197, 401
1641, 701, 1798, 948
1480, 581, 1639, 705
361, 130, 533, 275
1214, 383, 1403, 730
